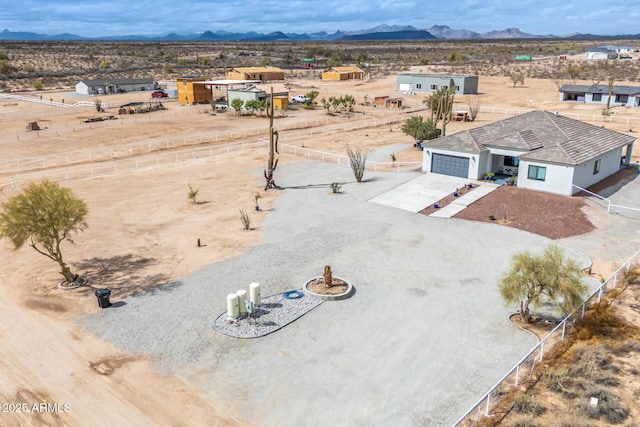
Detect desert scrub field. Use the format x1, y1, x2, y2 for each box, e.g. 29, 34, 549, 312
1, 39, 639, 92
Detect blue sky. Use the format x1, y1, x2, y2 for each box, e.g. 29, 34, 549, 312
2, 0, 638, 37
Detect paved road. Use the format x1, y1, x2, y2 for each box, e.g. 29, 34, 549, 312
81, 160, 628, 427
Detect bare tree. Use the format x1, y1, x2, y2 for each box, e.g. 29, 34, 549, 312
466, 95, 481, 121
345, 144, 369, 183
606, 76, 614, 110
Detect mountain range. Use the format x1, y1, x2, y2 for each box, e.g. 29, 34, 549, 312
1, 25, 638, 42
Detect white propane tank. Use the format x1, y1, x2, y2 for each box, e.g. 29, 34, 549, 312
249, 282, 261, 306
226, 293, 239, 319
236, 289, 247, 316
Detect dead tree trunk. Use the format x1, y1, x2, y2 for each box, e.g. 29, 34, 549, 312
264, 87, 279, 190
324, 265, 333, 288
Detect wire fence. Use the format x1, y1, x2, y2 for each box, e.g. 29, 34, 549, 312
1, 138, 421, 193
0, 106, 422, 176
452, 248, 640, 427
573, 183, 640, 219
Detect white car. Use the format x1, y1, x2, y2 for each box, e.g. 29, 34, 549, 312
290, 95, 308, 103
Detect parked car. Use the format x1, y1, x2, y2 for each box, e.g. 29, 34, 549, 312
289, 94, 308, 103
152, 90, 168, 98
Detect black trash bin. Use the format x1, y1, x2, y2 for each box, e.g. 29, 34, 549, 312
95, 289, 112, 308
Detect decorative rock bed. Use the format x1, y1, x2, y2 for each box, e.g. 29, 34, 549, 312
212, 290, 324, 338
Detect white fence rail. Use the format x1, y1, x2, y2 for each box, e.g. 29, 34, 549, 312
0, 107, 421, 176
452, 248, 640, 427
477, 104, 640, 126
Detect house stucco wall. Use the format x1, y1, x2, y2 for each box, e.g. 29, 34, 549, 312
571, 148, 624, 194
396, 75, 478, 95
517, 161, 574, 195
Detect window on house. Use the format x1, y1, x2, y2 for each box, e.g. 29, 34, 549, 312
615, 94, 629, 103
592, 93, 602, 102
528, 165, 546, 181
504, 156, 520, 167
593, 159, 601, 174
416, 84, 422, 89
182, 80, 187, 87
455, 86, 460, 91
430, 84, 437, 90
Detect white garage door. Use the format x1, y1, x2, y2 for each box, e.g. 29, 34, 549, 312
398, 83, 411, 91
432, 154, 469, 178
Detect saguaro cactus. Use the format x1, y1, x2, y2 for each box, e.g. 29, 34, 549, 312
264, 87, 279, 190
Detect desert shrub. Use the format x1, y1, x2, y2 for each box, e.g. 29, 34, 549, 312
419, 56, 431, 65
22, 63, 35, 72
545, 367, 578, 398
447, 51, 467, 62
488, 215, 496, 221
345, 144, 368, 183
512, 415, 539, 427
31, 78, 44, 90
551, 416, 595, 427
239, 209, 250, 230
576, 387, 629, 424
187, 184, 199, 204
513, 392, 544, 416
98, 59, 111, 69
330, 182, 341, 194
569, 346, 618, 386
0, 52, 8, 60
197, 56, 209, 66
0, 59, 17, 74
612, 338, 640, 355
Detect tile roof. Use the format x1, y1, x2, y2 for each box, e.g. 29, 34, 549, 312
423, 110, 635, 165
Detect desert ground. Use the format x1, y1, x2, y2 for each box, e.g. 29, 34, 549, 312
1, 46, 640, 426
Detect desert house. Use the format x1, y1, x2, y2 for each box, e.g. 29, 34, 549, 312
75, 77, 156, 95
225, 67, 285, 81
558, 84, 640, 107
177, 76, 213, 104
373, 95, 404, 108
321, 66, 365, 81
586, 47, 618, 60
396, 74, 478, 95
420, 110, 635, 196
600, 45, 635, 53
227, 83, 289, 110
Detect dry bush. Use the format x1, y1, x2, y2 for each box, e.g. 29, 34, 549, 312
512, 392, 545, 416
575, 387, 629, 424
511, 415, 540, 427
569, 345, 620, 387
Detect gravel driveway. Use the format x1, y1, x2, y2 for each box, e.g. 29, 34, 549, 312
80, 160, 604, 427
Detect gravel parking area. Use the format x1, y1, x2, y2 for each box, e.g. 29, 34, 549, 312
79, 159, 602, 427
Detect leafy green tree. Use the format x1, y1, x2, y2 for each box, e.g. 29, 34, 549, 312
231, 98, 244, 114
305, 90, 319, 107
256, 100, 267, 116
0, 180, 88, 284
401, 116, 438, 141
245, 99, 260, 116
499, 244, 587, 323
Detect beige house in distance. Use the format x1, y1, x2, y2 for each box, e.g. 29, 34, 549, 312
225, 67, 284, 82
321, 66, 365, 81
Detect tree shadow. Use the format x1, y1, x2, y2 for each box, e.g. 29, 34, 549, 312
74, 254, 176, 299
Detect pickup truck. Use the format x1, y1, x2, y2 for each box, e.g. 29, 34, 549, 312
289, 95, 308, 103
